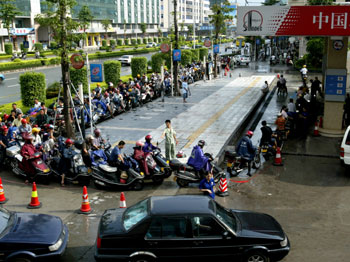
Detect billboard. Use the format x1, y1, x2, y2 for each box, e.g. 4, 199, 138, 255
226, 4, 237, 27
237, 6, 350, 36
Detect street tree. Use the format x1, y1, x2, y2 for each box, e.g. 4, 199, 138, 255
209, 0, 234, 78
180, 23, 185, 36
140, 23, 147, 41
101, 19, 111, 41
173, 0, 180, 95
158, 27, 162, 38
36, 0, 82, 138
0, 0, 21, 50
78, 5, 94, 47
187, 24, 194, 39
123, 19, 127, 43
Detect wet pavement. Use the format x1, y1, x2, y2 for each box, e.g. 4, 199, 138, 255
1, 64, 349, 262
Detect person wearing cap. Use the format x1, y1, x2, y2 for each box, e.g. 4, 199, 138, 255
142, 135, 158, 153
187, 140, 210, 177
161, 120, 178, 160
236, 131, 256, 176
92, 129, 105, 150
199, 172, 216, 199
18, 119, 32, 135
20, 134, 39, 182
32, 128, 42, 147
95, 83, 102, 95
58, 138, 76, 186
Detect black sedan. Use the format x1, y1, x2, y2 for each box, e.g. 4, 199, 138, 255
95, 195, 290, 262
0, 207, 68, 262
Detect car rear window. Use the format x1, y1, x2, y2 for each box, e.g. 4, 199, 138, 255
123, 199, 149, 231
345, 131, 350, 145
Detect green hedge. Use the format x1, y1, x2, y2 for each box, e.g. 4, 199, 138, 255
110, 39, 116, 47
161, 52, 171, 70
190, 49, 199, 62
181, 50, 192, 66
117, 39, 123, 46
199, 48, 209, 61
103, 60, 121, 86
34, 43, 43, 51
148, 38, 152, 43
46, 81, 61, 99
70, 66, 88, 94
131, 57, 147, 78
88, 47, 159, 60
143, 38, 147, 44
20, 43, 28, 54
137, 39, 142, 45
20, 72, 46, 107
102, 39, 107, 47
131, 39, 136, 45
5, 44, 13, 55
124, 39, 129, 45
0, 57, 60, 72
151, 53, 163, 73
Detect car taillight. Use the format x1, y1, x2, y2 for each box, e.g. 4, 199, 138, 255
97, 237, 101, 248
340, 147, 344, 157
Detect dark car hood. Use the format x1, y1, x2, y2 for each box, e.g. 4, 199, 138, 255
234, 210, 285, 240
99, 208, 126, 237
2, 212, 63, 244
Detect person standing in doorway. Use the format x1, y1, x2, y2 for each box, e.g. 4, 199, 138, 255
161, 120, 178, 160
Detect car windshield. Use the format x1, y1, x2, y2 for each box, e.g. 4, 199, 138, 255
0, 207, 11, 235
123, 199, 149, 231
121, 55, 129, 58
215, 203, 237, 233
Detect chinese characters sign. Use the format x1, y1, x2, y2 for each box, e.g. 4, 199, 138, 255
237, 6, 350, 36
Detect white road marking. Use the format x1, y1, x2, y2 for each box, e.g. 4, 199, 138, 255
145, 112, 159, 116
139, 116, 152, 119
99, 126, 155, 131
4, 78, 16, 81
152, 109, 166, 112
7, 84, 19, 87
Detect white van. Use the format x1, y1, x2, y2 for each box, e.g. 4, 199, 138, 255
340, 125, 350, 169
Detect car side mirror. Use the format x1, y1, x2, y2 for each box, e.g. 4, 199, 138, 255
222, 231, 230, 239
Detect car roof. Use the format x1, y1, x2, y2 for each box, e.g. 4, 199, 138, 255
149, 195, 215, 216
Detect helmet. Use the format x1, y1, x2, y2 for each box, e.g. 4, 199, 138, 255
2, 126, 8, 132
97, 83, 100, 87
94, 128, 101, 135
86, 134, 94, 141
49, 124, 54, 129
23, 133, 33, 141
109, 82, 114, 87
21, 119, 27, 124
104, 91, 109, 97
145, 135, 152, 141
277, 113, 282, 117
246, 131, 254, 137
3, 114, 9, 121
32, 128, 40, 133
65, 138, 74, 145
303, 65, 306, 68
137, 74, 140, 78
198, 140, 206, 147
136, 141, 144, 147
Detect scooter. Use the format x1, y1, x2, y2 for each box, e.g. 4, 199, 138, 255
259, 141, 276, 161
20, 52, 27, 60
151, 147, 172, 179
0, 74, 4, 83
170, 153, 225, 187
6, 144, 52, 184
11, 53, 18, 61
225, 149, 261, 177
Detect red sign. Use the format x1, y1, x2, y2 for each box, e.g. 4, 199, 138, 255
160, 43, 170, 53
70, 53, 84, 69
204, 40, 211, 47
237, 6, 350, 36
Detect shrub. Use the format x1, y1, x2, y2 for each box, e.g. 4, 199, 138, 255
103, 60, 121, 86
110, 39, 116, 47
151, 53, 163, 73
137, 39, 142, 45
106, 46, 111, 52
161, 52, 171, 70
143, 38, 147, 44
153, 38, 158, 43
49, 57, 60, 65
50, 41, 57, 49
46, 81, 61, 99
190, 49, 199, 62
69, 66, 88, 94
134, 45, 139, 50
199, 48, 209, 61
117, 39, 123, 46
102, 39, 107, 47
13, 58, 21, 63
124, 39, 129, 45
131, 57, 147, 78
34, 43, 43, 51
20, 72, 46, 107
180, 50, 192, 66
131, 39, 137, 45
20, 43, 28, 54
4, 44, 13, 55
148, 38, 152, 43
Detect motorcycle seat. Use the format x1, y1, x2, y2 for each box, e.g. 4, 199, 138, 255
225, 150, 237, 158
182, 164, 195, 172
99, 164, 117, 173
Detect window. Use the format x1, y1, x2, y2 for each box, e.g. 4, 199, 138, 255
161, 5, 164, 10
161, 14, 163, 18
215, 203, 237, 232
123, 199, 149, 230
146, 217, 187, 239
191, 216, 224, 238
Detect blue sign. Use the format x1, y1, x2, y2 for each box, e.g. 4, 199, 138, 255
213, 44, 220, 54
325, 74, 346, 96
199, 26, 215, 31
173, 49, 181, 62
23, 41, 29, 48
90, 64, 103, 82
256, 38, 260, 45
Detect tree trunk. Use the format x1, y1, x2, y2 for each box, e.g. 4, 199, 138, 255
213, 32, 219, 78
173, 0, 181, 96
59, 0, 74, 138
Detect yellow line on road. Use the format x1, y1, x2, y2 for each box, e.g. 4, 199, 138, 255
183, 77, 262, 149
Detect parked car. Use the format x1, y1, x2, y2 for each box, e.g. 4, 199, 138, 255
118, 55, 133, 65
340, 125, 350, 171
146, 42, 157, 48
0, 207, 68, 262
180, 45, 191, 50
235, 55, 251, 66
95, 195, 290, 262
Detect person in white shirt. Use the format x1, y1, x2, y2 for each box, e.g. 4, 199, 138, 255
33, 98, 41, 109
288, 99, 296, 113
300, 65, 308, 76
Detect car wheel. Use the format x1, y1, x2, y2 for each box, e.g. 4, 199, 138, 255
245, 252, 270, 262
10, 257, 33, 262
131, 255, 155, 262
176, 178, 189, 187
133, 180, 144, 191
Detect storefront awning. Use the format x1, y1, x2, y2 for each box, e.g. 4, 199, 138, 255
10, 28, 35, 36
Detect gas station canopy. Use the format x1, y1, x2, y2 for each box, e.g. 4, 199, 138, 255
237, 6, 350, 36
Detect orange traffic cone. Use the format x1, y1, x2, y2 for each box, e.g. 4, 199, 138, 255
313, 121, 320, 137
319, 116, 323, 128
216, 177, 229, 197
27, 182, 42, 209
78, 186, 92, 214
0, 177, 8, 204
120, 192, 126, 208
273, 147, 283, 166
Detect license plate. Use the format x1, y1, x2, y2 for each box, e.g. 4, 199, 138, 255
262, 149, 267, 153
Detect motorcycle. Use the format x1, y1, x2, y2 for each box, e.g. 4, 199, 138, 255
6, 144, 51, 184
0, 74, 4, 83
225, 149, 261, 177
169, 153, 225, 187
48, 138, 91, 186
20, 52, 27, 60
259, 141, 276, 161
11, 53, 18, 61
151, 147, 172, 179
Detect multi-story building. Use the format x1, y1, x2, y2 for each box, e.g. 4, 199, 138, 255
160, 0, 212, 38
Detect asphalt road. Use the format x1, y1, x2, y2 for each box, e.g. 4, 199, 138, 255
0, 43, 233, 106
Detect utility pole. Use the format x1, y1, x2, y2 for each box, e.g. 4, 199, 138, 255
173, 0, 179, 95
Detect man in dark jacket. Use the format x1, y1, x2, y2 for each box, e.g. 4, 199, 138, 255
187, 140, 210, 176
260, 121, 273, 147
236, 131, 256, 176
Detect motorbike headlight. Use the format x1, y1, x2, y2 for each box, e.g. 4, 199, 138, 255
49, 238, 63, 251
280, 237, 288, 247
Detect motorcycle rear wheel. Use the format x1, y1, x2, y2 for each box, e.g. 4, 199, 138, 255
176, 178, 189, 187
152, 176, 164, 185
252, 154, 261, 169
133, 180, 144, 191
